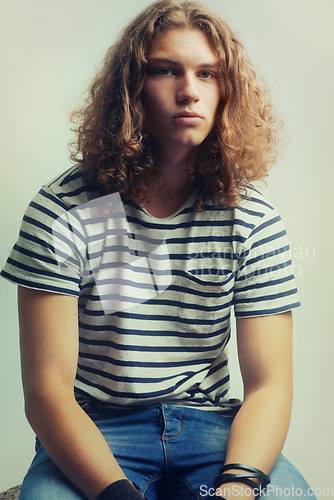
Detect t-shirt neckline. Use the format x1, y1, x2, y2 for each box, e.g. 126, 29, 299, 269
139, 189, 197, 220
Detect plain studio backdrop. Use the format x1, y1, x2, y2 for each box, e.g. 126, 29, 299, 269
0, 0, 333, 494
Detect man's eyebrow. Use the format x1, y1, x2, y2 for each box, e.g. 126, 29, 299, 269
147, 57, 218, 69
197, 62, 219, 69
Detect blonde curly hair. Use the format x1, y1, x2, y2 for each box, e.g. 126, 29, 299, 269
69, 0, 281, 210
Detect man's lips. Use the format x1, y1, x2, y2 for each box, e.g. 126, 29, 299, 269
173, 110, 203, 118
172, 110, 203, 125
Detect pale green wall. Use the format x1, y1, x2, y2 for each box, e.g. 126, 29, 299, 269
1, 0, 333, 493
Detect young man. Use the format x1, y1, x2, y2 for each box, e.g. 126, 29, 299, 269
1, 1, 315, 499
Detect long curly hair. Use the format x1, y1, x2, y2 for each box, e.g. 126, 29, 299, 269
69, 0, 282, 210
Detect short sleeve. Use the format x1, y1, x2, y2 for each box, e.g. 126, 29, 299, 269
1, 186, 82, 296
233, 206, 301, 317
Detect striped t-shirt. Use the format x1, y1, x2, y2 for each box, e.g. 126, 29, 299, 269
1, 166, 300, 414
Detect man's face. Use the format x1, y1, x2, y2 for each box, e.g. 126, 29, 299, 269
143, 28, 221, 154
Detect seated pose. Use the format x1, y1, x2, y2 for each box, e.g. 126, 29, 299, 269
1, 1, 316, 499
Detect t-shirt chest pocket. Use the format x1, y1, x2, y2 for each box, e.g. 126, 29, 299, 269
177, 270, 234, 334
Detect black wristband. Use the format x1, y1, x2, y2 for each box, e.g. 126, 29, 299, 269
219, 463, 270, 486
214, 473, 260, 491
97, 479, 144, 500
215, 463, 270, 490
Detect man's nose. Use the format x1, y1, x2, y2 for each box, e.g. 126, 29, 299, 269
176, 74, 200, 102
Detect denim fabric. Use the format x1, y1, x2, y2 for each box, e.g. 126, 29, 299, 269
20, 403, 316, 499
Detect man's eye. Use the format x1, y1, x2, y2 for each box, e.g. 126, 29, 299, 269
156, 67, 173, 76
200, 71, 213, 79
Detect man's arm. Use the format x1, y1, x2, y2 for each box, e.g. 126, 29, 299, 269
215, 311, 293, 499
18, 286, 127, 500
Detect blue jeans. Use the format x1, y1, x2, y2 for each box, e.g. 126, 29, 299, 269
20, 403, 316, 499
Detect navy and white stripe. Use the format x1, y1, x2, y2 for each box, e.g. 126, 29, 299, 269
1, 166, 300, 414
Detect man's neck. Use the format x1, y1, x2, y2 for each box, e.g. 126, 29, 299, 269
142, 146, 196, 217
155, 145, 195, 196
